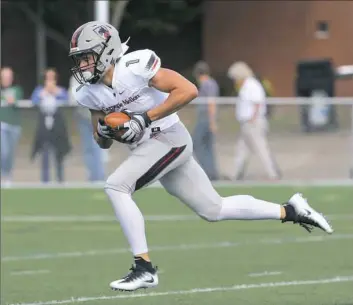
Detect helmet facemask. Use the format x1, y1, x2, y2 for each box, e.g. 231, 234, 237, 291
69, 22, 129, 85
70, 36, 112, 85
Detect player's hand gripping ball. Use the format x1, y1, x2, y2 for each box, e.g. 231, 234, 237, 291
100, 110, 151, 143
99, 112, 130, 142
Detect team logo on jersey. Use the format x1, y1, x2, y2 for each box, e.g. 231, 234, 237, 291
102, 95, 140, 113
94, 26, 111, 40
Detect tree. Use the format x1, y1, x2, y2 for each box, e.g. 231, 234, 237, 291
111, 0, 130, 30
121, 0, 203, 35
9, 0, 203, 50
8, 0, 92, 82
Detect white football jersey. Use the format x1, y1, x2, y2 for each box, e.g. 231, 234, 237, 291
73, 49, 180, 132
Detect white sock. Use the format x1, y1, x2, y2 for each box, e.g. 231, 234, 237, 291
218, 195, 281, 220
105, 188, 148, 255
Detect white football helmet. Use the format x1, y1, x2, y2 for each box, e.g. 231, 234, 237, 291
69, 21, 129, 84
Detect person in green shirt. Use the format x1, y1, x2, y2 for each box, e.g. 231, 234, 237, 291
1, 67, 23, 185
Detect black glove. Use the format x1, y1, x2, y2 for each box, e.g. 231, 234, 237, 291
97, 118, 116, 139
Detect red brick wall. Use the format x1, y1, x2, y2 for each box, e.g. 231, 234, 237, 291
203, 1, 353, 96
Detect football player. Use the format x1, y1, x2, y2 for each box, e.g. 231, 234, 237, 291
69, 21, 333, 292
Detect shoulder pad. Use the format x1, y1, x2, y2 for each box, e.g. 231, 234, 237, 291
125, 49, 161, 81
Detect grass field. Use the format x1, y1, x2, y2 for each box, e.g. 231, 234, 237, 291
1, 186, 353, 305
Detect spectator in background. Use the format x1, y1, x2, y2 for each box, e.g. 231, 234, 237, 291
69, 75, 105, 182
30, 68, 71, 183
227, 61, 281, 181
0, 67, 23, 186
192, 61, 220, 181
256, 74, 275, 119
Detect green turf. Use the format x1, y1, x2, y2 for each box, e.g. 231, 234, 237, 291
1, 186, 353, 305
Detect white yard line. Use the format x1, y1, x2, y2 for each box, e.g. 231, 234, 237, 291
248, 271, 282, 277
3, 234, 353, 263
7, 275, 353, 305
2, 214, 353, 223
10, 270, 50, 276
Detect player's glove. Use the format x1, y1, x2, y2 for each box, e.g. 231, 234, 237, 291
119, 110, 152, 143
97, 118, 116, 139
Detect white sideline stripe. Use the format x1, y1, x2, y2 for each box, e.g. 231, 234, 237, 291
1, 179, 353, 189
7, 275, 353, 305
10, 270, 50, 276
2, 214, 353, 223
3, 234, 353, 263
248, 271, 282, 277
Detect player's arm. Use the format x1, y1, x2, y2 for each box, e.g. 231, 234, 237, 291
147, 68, 198, 122
90, 109, 113, 149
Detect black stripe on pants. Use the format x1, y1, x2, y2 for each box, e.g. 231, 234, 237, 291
135, 145, 187, 191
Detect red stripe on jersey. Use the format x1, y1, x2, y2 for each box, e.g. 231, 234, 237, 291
151, 58, 159, 71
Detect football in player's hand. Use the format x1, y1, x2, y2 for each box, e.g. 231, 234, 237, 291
104, 112, 130, 139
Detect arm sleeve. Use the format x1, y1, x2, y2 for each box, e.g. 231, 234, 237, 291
128, 49, 161, 86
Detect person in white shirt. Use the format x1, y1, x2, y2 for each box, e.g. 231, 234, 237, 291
227, 61, 281, 180
68, 21, 333, 292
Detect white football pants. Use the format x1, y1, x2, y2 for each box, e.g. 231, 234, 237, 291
105, 121, 281, 255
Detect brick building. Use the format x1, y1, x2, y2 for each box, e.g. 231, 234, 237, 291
203, 1, 353, 96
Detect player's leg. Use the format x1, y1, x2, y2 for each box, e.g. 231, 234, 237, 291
161, 156, 282, 220
160, 156, 333, 233
105, 128, 192, 291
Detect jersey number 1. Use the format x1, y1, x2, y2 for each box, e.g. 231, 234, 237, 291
126, 59, 140, 67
